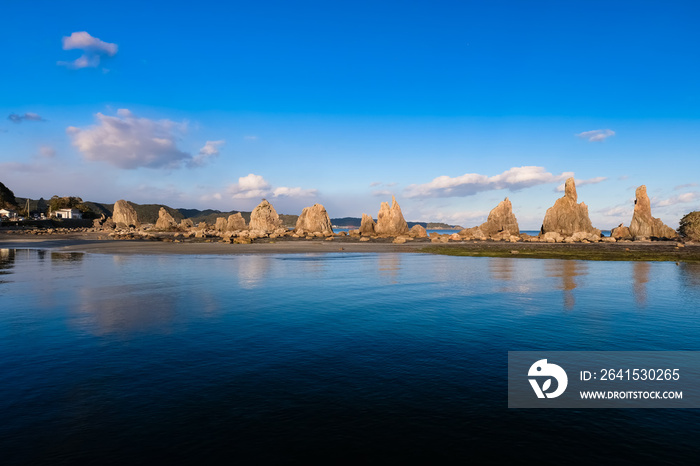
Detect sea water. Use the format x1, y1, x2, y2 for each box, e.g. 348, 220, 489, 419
1, 248, 700, 463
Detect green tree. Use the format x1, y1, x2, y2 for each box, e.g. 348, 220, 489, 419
0, 181, 18, 209
678, 211, 700, 241
49, 195, 84, 212
37, 197, 47, 213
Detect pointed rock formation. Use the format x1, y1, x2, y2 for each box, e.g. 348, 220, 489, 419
375, 196, 409, 236
113, 200, 139, 228
409, 224, 428, 238
541, 178, 600, 238
249, 199, 282, 233
480, 197, 520, 237
359, 213, 376, 236
295, 204, 333, 235
214, 217, 227, 232
629, 185, 678, 239
180, 218, 194, 229
226, 212, 247, 231
155, 207, 178, 230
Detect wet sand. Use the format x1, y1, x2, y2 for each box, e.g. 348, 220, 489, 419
1, 231, 699, 261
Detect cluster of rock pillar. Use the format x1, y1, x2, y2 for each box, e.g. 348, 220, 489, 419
99, 177, 679, 243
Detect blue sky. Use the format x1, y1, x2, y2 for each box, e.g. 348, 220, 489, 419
1, 0, 699, 228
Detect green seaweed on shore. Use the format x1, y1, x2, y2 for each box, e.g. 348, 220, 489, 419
420, 245, 700, 263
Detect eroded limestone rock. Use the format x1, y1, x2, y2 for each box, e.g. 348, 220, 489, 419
629, 186, 678, 239
249, 199, 282, 233
113, 200, 139, 228
540, 178, 600, 238
295, 204, 333, 236
375, 196, 409, 236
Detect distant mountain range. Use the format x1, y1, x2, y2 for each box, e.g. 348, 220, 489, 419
12, 196, 461, 229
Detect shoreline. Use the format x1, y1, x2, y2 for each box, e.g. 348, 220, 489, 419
1, 231, 699, 261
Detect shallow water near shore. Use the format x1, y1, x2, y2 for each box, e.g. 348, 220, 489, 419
2, 248, 700, 463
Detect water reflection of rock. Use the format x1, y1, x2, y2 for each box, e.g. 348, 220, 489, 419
378, 254, 401, 284
236, 255, 271, 289
51, 252, 85, 263
679, 263, 700, 288
76, 285, 177, 335
633, 262, 650, 306
546, 260, 588, 310
489, 258, 514, 281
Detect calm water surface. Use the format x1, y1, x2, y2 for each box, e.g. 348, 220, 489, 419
1, 249, 700, 464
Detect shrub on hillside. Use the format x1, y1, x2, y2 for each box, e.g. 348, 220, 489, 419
678, 211, 700, 241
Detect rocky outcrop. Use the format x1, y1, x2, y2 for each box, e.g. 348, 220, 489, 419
409, 224, 428, 238
154, 207, 178, 230
295, 204, 333, 235
480, 197, 520, 237
180, 218, 194, 229
540, 178, 600, 238
214, 217, 227, 232
611, 223, 632, 240
629, 185, 678, 239
375, 196, 409, 236
113, 200, 139, 228
226, 213, 246, 231
249, 199, 282, 233
359, 213, 376, 236
458, 226, 487, 240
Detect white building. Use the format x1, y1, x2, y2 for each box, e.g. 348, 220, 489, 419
54, 208, 83, 219
0, 208, 18, 218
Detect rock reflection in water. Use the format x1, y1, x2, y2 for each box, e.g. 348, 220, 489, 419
378, 254, 401, 284
236, 255, 271, 289
546, 260, 588, 310
50, 251, 85, 263
633, 262, 651, 306
76, 285, 177, 335
489, 257, 514, 291
679, 263, 700, 289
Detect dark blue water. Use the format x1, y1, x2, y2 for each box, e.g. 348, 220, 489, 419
1, 249, 700, 464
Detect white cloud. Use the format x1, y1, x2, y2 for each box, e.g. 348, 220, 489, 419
369, 181, 382, 187
653, 192, 699, 208
576, 129, 615, 142
272, 187, 317, 198
58, 31, 118, 69
405, 166, 573, 198
189, 140, 225, 168
226, 173, 317, 200
372, 189, 393, 197
8, 112, 45, 123
598, 205, 633, 218
555, 176, 607, 192
228, 174, 272, 199
243, 135, 259, 141
67, 109, 196, 169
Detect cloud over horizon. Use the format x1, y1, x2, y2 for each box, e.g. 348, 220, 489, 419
576, 129, 615, 142
404, 166, 574, 198
653, 192, 699, 208
555, 176, 607, 192
58, 31, 118, 69
226, 173, 317, 200
67, 109, 195, 169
